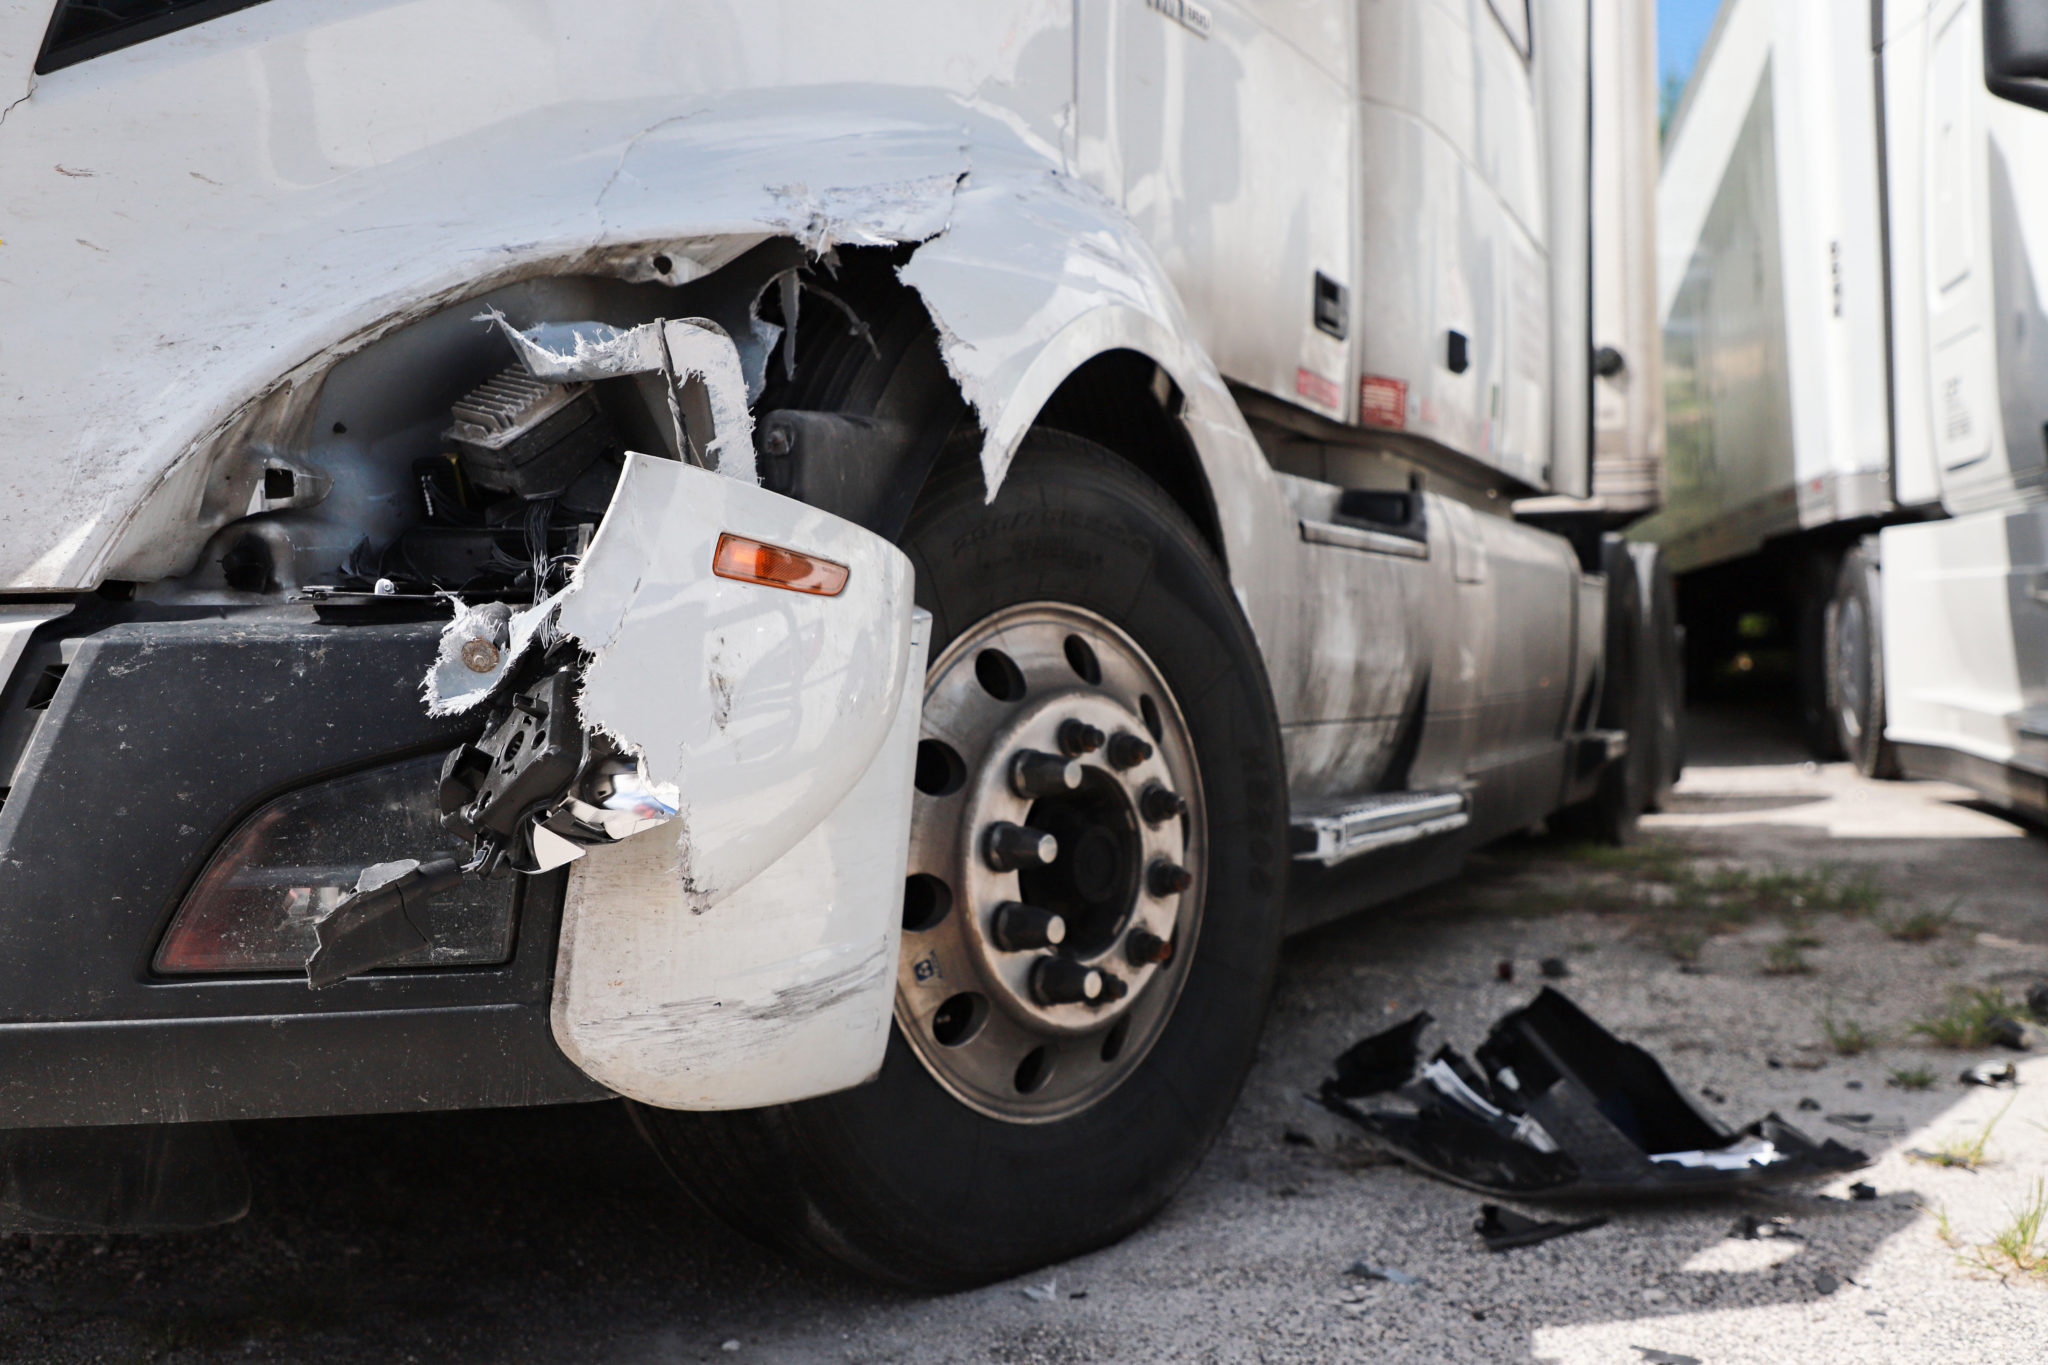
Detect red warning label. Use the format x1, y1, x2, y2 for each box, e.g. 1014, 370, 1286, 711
1360, 375, 1407, 430
1294, 367, 1342, 411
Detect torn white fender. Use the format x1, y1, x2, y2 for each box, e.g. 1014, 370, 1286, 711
553, 609, 929, 1109
483, 313, 759, 482
559, 452, 914, 910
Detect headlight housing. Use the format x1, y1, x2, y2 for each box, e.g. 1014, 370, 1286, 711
154, 754, 518, 975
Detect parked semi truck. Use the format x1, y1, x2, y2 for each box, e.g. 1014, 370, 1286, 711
1647, 0, 2048, 817
0, 0, 1671, 1284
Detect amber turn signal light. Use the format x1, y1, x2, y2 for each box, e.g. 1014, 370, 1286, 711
711, 532, 849, 596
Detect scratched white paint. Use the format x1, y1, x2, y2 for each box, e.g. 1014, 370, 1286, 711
554, 610, 930, 1109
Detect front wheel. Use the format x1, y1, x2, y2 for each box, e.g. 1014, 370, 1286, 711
1826, 543, 1901, 779
632, 432, 1288, 1288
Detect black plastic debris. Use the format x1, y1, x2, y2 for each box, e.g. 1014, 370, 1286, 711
1632, 1349, 1701, 1365
1326, 1010, 1434, 1099
1283, 1128, 1317, 1147
1796, 1097, 1821, 1111
1989, 1014, 2048, 1051
1730, 1213, 1803, 1240
1496, 960, 1515, 982
1475, 1203, 1608, 1251
1962, 1060, 2019, 1087
1316, 988, 1868, 1198
1848, 1181, 1878, 1201
1540, 957, 1570, 979
1826, 1113, 1907, 1136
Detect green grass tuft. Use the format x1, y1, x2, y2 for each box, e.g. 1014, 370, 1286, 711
1763, 939, 1815, 976
1911, 987, 2013, 1049
1888, 1066, 1937, 1091
1883, 903, 1955, 943
1822, 1007, 1879, 1056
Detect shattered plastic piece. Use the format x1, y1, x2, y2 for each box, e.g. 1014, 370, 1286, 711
1730, 1214, 1803, 1240
477, 311, 758, 482
1317, 988, 1868, 1198
305, 857, 464, 988
1826, 1113, 1907, 1137
1021, 1279, 1060, 1303
1631, 1350, 1701, 1365
1962, 1060, 2019, 1087
1650, 1134, 1786, 1171
1989, 1014, 2048, 1051
424, 593, 561, 717
1322, 1011, 1433, 1100
720, 1340, 741, 1353
1475, 1204, 1608, 1251
1347, 1263, 1423, 1286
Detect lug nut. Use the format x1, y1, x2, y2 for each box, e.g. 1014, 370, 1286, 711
1107, 732, 1154, 770
1125, 928, 1173, 966
1139, 783, 1185, 823
1146, 860, 1194, 897
985, 821, 1059, 871
1032, 956, 1104, 1005
1057, 719, 1106, 757
1097, 971, 1129, 1002
1010, 750, 1082, 799
992, 901, 1067, 951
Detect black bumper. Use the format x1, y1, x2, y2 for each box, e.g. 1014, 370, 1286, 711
0, 604, 607, 1127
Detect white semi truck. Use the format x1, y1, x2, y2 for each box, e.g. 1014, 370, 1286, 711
1648, 0, 2048, 816
0, 0, 1668, 1282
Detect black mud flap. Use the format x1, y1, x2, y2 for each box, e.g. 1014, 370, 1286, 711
1318, 988, 1868, 1199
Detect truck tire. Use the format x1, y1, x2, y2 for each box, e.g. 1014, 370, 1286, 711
1550, 536, 1650, 843
631, 431, 1289, 1289
1826, 543, 1901, 779
1629, 541, 1685, 811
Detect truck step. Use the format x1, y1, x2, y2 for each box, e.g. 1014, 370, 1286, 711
1288, 790, 1469, 867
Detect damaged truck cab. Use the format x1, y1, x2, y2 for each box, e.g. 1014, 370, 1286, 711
0, 0, 1672, 1280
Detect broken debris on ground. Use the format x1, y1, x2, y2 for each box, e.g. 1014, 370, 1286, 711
1317, 988, 1868, 1198
1474, 1204, 1608, 1251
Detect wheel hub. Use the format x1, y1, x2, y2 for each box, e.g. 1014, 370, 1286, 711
896, 603, 1204, 1122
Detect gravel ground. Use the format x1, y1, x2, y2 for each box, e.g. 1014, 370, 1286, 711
5, 704, 2047, 1364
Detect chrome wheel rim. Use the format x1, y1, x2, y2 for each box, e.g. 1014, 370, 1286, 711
896, 603, 1205, 1123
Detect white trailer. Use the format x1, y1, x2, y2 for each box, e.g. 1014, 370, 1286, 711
0, 0, 1667, 1282
1647, 0, 2048, 816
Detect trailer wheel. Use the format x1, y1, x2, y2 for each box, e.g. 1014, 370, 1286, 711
631, 431, 1288, 1289
1550, 536, 1650, 843
1629, 542, 1685, 811
1826, 543, 1901, 779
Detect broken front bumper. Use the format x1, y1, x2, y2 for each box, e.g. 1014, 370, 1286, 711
0, 463, 925, 1127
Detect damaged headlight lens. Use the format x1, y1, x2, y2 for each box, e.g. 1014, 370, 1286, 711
155, 755, 519, 975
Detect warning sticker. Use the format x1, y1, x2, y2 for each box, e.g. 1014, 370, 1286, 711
1294, 367, 1342, 412
1360, 375, 1408, 431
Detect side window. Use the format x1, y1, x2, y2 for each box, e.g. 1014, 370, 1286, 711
37, 0, 272, 74
1485, 0, 1531, 62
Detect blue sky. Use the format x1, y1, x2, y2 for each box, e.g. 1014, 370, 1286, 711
1659, 0, 1724, 89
